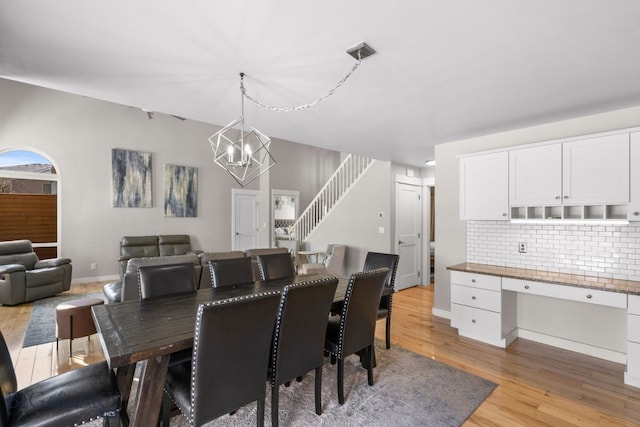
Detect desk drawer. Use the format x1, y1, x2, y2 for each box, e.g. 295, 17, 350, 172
451, 303, 501, 338
502, 278, 627, 309
630, 295, 640, 315
629, 314, 640, 343
451, 271, 501, 292
451, 284, 501, 312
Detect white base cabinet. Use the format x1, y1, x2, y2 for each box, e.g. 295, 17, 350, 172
626, 295, 640, 387
450, 271, 517, 347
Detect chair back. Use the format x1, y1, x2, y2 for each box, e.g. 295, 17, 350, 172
137, 262, 197, 300
270, 277, 338, 385
338, 268, 388, 357
209, 257, 254, 288
363, 252, 399, 289
324, 245, 346, 277
257, 253, 295, 281
0, 331, 18, 425
190, 292, 280, 425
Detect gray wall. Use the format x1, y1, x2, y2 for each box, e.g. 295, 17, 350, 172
304, 160, 392, 277
0, 79, 339, 282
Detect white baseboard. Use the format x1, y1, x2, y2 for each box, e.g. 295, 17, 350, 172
517, 329, 626, 364
625, 371, 640, 388
72, 274, 119, 285
432, 307, 450, 320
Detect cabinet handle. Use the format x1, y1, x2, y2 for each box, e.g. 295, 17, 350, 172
471, 279, 476, 283
563, 195, 569, 199
634, 211, 639, 216
586, 294, 592, 299
471, 319, 476, 323
524, 285, 530, 289
502, 213, 507, 217
555, 196, 561, 200
471, 296, 477, 300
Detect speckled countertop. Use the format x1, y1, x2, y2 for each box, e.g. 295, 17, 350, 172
447, 262, 640, 296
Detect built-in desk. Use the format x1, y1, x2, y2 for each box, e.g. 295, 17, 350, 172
447, 262, 640, 388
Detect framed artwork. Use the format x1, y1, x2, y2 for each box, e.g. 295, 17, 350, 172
164, 164, 197, 217
111, 148, 152, 208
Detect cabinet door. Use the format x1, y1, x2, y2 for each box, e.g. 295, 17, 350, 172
629, 132, 640, 220
563, 133, 629, 205
509, 143, 562, 206
459, 151, 508, 220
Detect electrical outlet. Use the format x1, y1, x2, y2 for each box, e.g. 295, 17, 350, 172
90, 262, 97, 270
518, 243, 527, 253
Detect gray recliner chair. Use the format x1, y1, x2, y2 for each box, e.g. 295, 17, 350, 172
0, 240, 72, 305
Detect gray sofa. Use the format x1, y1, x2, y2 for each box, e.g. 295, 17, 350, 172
0, 240, 72, 305
117, 235, 201, 278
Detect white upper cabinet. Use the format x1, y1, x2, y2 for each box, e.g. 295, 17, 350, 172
460, 151, 509, 220
562, 133, 629, 205
629, 132, 640, 220
509, 143, 562, 206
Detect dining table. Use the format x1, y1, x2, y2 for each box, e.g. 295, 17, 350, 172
92, 273, 393, 427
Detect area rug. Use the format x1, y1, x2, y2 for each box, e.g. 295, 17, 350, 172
22, 292, 104, 347
156, 343, 496, 426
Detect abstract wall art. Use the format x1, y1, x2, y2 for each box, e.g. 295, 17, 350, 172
111, 148, 152, 208
164, 164, 198, 217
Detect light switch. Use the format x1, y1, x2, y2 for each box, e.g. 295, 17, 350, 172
378, 227, 385, 234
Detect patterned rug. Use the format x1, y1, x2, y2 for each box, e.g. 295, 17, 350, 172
158, 342, 496, 426
22, 292, 104, 347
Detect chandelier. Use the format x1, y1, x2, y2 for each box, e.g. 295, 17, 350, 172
209, 42, 375, 187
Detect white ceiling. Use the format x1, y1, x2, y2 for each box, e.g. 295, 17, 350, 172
2, 1, 640, 166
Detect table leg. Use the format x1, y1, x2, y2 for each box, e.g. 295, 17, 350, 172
129, 355, 170, 427
116, 364, 136, 426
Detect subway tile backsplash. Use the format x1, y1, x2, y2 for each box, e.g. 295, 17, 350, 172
466, 221, 640, 281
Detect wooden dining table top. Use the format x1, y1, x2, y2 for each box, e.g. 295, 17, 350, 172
92, 273, 393, 369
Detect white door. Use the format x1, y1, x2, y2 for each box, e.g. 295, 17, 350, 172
395, 182, 421, 290
232, 189, 259, 251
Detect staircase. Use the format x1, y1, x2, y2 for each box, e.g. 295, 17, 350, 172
291, 154, 374, 242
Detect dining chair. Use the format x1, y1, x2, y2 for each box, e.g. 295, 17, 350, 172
138, 262, 198, 367
256, 252, 295, 281
268, 276, 339, 427
137, 262, 197, 300
161, 291, 280, 426
300, 244, 346, 277
363, 252, 400, 349
324, 268, 388, 404
0, 330, 122, 426
209, 257, 254, 288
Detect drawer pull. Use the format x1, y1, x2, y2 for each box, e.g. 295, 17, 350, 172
471, 279, 476, 283
524, 285, 530, 290
586, 294, 592, 299
471, 296, 477, 300
634, 211, 640, 216
471, 319, 476, 323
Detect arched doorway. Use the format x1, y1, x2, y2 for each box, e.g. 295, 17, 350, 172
0, 149, 60, 258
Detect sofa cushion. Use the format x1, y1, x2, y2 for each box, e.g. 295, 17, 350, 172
120, 236, 160, 259
158, 235, 192, 256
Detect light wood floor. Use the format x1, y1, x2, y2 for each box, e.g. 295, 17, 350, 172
2, 283, 639, 426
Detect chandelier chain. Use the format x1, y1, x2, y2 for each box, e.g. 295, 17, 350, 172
241, 53, 363, 112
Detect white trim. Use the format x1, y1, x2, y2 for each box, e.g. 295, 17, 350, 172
394, 174, 423, 186
432, 307, 450, 319
517, 328, 627, 364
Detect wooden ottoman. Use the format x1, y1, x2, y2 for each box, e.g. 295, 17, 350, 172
55, 297, 104, 354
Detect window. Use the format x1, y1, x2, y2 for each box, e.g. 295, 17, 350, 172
0, 149, 59, 259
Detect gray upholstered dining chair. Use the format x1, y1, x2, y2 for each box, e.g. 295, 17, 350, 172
300, 244, 346, 277
0, 330, 122, 426
161, 292, 280, 426
363, 252, 400, 349
268, 276, 339, 427
209, 257, 254, 288
137, 262, 197, 300
324, 268, 388, 404
256, 252, 295, 281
